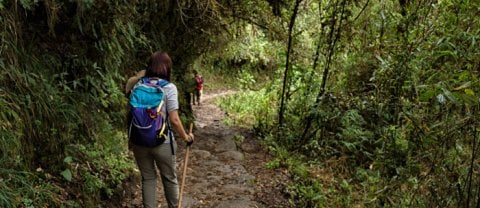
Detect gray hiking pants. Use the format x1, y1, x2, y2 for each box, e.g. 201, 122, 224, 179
132, 142, 178, 208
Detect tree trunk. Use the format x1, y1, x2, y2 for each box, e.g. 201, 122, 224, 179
278, 0, 303, 127
300, 0, 347, 142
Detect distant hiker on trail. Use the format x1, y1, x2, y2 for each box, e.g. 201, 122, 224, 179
185, 71, 195, 108
125, 51, 194, 208
192, 70, 203, 105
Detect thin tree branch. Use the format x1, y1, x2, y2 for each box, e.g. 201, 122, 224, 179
316, 0, 346, 103
231, 15, 269, 30
303, 1, 323, 99
466, 123, 478, 207
278, 0, 303, 127
353, 0, 370, 22
300, 0, 348, 142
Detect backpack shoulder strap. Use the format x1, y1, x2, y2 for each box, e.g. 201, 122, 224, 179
140, 77, 149, 84
158, 79, 169, 87
157, 80, 175, 155
155, 80, 169, 113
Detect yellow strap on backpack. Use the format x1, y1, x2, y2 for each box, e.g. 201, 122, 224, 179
157, 101, 167, 136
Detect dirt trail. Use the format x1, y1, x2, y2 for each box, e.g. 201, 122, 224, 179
115, 90, 291, 208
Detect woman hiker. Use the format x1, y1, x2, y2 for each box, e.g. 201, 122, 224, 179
125, 51, 194, 208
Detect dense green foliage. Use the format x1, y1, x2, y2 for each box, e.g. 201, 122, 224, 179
0, 0, 223, 206
1, 0, 479, 207
215, 0, 480, 207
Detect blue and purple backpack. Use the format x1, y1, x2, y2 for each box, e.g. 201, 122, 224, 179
128, 77, 170, 147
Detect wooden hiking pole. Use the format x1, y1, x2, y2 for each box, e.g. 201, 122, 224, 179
178, 123, 193, 208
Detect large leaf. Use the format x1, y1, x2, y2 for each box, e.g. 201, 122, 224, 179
419, 87, 439, 102
60, 169, 72, 182
63, 156, 73, 164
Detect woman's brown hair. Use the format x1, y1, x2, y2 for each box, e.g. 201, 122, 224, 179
145, 51, 172, 81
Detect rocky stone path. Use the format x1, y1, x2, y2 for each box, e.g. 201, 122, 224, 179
113, 90, 291, 208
